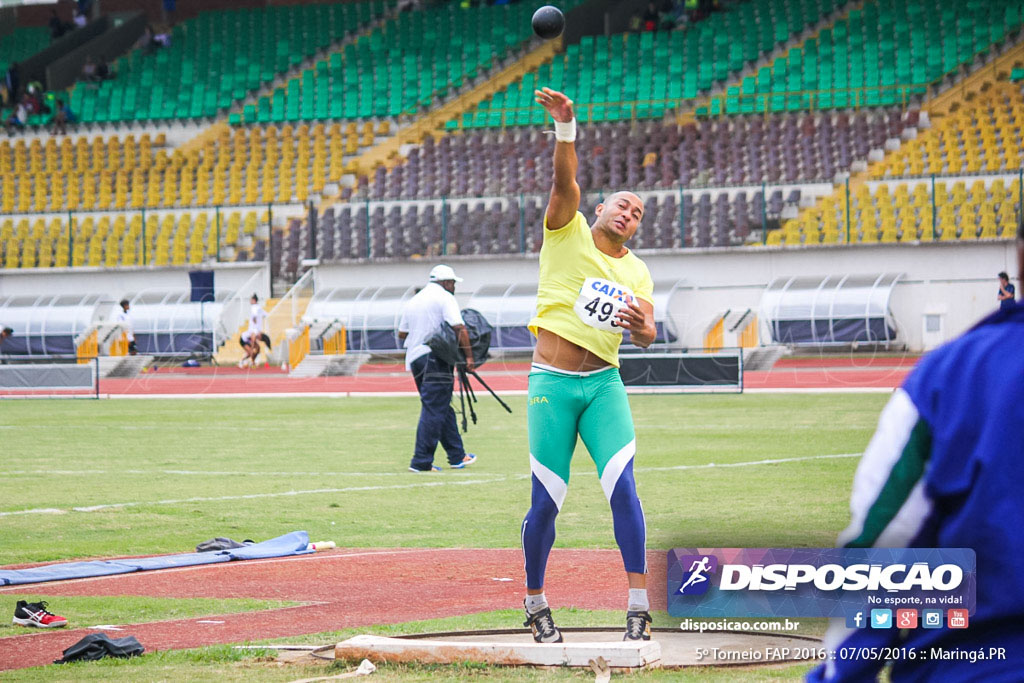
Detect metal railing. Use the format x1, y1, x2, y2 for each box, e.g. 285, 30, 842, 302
264, 268, 315, 362
213, 269, 266, 352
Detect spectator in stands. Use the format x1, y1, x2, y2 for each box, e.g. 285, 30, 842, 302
4, 98, 28, 136
998, 271, 1017, 310
95, 56, 112, 81
82, 56, 98, 83
115, 299, 137, 355
137, 25, 158, 55
628, 10, 642, 31
73, 9, 88, 28
808, 218, 1024, 683
51, 99, 76, 135
153, 27, 172, 49
397, 265, 477, 472
49, 10, 69, 40
642, 2, 659, 30
658, 0, 679, 29
4, 63, 20, 107
23, 83, 49, 115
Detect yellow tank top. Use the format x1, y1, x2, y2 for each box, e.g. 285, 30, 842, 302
528, 212, 654, 367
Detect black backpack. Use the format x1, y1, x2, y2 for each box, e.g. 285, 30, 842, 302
426, 308, 510, 430
55, 634, 145, 664
427, 308, 494, 368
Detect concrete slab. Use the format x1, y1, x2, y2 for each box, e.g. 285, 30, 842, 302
334, 629, 823, 669
335, 634, 662, 668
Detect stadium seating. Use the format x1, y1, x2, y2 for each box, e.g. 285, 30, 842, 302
766, 78, 1024, 247
0, 26, 49, 80
67, 1, 388, 123
871, 81, 1024, 177
243, 0, 585, 124
716, 0, 1024, 114
365, 109, 911, 199
0, 209, 270, 269
0, 122, 382, 215
0, 26, 51, 123
770, 177, 1019, 246
305, 184, 806, 265
459, 0, 844, 127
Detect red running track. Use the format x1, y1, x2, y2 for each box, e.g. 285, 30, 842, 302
0, 548, 664, 671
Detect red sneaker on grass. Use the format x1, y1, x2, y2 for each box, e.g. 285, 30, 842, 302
13, 600, 67, 628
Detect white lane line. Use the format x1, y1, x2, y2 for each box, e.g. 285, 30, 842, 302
0, 478, 510, 517
637, 452, 861, 473
2, 454, 860, 480
1, 470, 508, 478
0, 453, 860, 518
71, 478, 510, 513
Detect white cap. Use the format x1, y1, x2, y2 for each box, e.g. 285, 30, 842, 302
429, 264, 463, 283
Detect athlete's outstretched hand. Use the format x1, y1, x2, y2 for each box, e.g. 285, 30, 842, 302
535, 87, 574, 123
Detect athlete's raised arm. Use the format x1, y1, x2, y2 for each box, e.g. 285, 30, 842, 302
535, 87, 580, 231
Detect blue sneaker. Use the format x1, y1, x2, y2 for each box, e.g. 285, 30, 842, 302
408, 465, 442, 472
450, 453, 477, 469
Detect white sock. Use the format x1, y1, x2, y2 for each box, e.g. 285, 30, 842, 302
525, 593, 548, 614
628, 588, 649, 612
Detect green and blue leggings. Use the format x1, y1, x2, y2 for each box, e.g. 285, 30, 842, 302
521, 365, 647, 589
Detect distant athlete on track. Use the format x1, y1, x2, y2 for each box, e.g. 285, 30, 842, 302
239, 294, 270, 368
521, 87, 657, 643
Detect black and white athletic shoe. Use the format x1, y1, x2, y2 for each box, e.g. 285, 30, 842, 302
623, 610, 652, 641
523, 601, 563, 643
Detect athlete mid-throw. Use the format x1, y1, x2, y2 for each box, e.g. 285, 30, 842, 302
521, 87, 657, 644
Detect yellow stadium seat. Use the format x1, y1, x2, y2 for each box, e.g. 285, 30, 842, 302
859, 228, 879, 244
20, 240, 36, 269
37, 240, 53, 268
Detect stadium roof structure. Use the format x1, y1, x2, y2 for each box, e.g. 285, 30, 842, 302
760, 273, 904, 347
0, 289, 228, 356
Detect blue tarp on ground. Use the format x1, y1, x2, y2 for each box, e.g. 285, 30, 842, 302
0, 531, 313, 586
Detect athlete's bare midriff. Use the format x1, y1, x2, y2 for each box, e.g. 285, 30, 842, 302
532, 327, 612, 372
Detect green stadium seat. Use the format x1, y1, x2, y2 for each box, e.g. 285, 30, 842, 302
461, 0, 845, 127
67, 1, 389, 124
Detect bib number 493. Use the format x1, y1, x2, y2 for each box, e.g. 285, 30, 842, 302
583, 297, 619, 326
574, 277, 634, 334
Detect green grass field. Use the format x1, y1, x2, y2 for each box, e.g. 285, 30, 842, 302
0, 393, 888, 680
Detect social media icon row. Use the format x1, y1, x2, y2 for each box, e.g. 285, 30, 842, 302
846, 609, 968, 629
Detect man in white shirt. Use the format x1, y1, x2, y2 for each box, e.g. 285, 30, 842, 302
398, 265, 478, 472
115, 299, 137, 355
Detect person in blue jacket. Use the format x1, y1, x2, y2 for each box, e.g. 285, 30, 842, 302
809, 218, 1024, 682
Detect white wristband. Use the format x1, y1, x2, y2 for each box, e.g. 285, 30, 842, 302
554, 118, 576, 143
